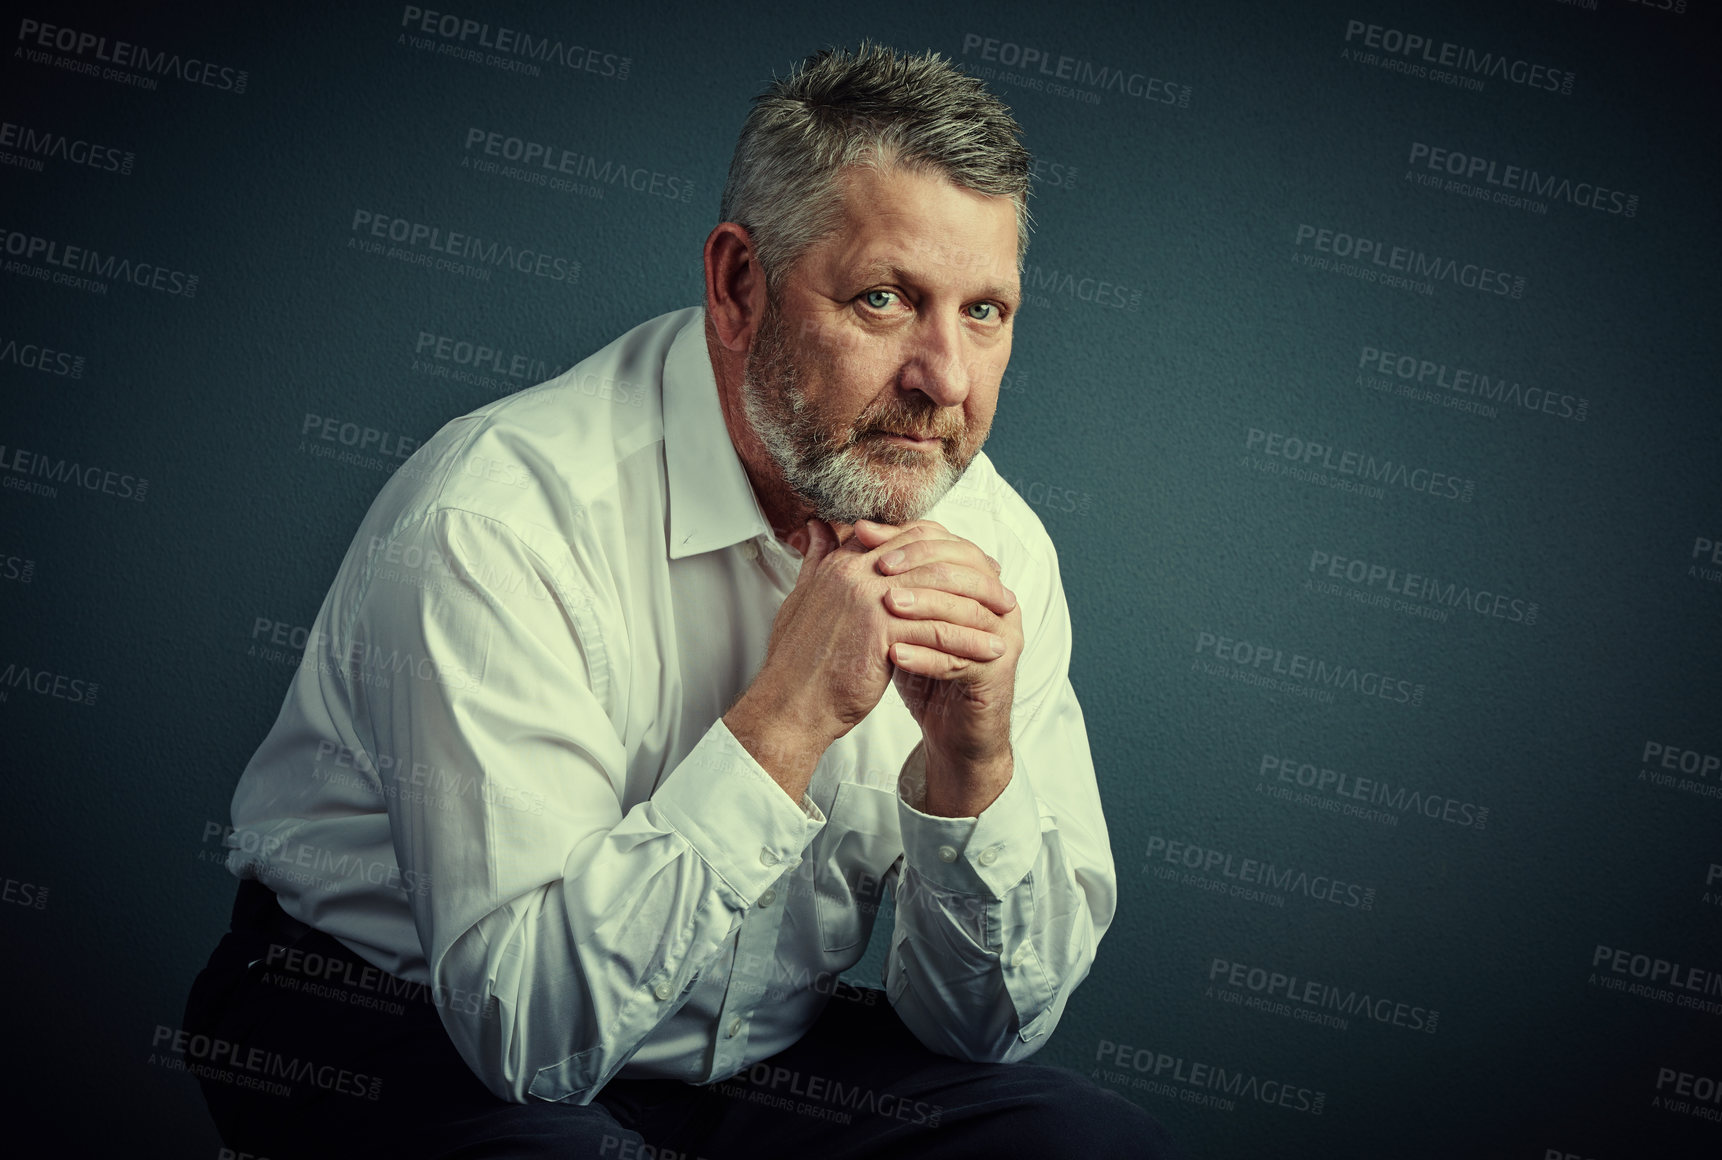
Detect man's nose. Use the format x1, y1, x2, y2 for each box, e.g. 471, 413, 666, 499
896, 315, 968, 408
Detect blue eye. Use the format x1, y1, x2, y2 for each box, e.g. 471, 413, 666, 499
967, 303, 997, 321
863, 289, 898, 310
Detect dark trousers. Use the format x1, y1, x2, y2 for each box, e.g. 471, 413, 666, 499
185, 881, 1183, 1159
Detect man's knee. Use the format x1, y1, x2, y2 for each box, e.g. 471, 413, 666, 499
993, 1067, 1183, 1160
428, 1107, 646, 1158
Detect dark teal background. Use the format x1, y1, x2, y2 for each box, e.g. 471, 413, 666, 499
3, 1, 1718, 1155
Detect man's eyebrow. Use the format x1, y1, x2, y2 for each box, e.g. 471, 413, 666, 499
854, 259, 1020, 304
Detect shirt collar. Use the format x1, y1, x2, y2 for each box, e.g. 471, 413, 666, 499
664, 308, 774, 560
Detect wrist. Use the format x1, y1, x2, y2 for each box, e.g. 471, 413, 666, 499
724, 688, 838, 798
921, 743, 1013, 818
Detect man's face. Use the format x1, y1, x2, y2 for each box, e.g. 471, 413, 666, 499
740, 164, 1021, 526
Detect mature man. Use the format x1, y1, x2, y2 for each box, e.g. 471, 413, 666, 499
187, 43, 1179, 1159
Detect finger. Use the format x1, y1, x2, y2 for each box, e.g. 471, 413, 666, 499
883, 518, 950, 539
859, 520, 958, 559
878, 548, 1015, 615
889, 641, 988, 680
882, 587, 1001, 633
890, 616, 1008, 663
874, 533, 997, 576
892, 563, 1016, 617
849, 518, 902, 549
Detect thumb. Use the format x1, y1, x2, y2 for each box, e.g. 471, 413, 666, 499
797, 519, 836, 573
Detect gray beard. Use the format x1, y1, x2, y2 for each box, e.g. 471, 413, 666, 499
739, 305, 967, 526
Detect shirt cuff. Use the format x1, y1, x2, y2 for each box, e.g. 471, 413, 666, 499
895, 741, 1041, 899
652, 718, 825, 906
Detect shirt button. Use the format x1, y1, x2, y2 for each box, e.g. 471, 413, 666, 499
937, 845, 958, 863
759, 848, 776, 866
728, 1016, 743, 1038
978, 847, 1000, 867
758, 889, 776, 908
652, 980, 673, 1001
741, 541, 760, 562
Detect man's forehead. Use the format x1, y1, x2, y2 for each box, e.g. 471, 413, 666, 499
852, 254, 1019, 303
817, 166, 1021, 296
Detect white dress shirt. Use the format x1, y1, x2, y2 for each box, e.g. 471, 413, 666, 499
226, 307, 1116, 1104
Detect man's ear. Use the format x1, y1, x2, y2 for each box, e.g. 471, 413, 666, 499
704, 222, 766, 354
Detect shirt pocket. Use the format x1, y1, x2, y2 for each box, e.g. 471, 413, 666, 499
528, 1042, 602, 1103
814, 781, 902, 953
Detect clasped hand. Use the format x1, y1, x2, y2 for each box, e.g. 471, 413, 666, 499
733, 515, 1021, 815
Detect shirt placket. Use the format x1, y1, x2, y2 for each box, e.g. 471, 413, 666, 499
702, 859, 793, 1081
700, 533, 804, 1081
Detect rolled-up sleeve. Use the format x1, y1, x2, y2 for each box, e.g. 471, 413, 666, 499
885, 531, 1116, 1062
350, 507, 822, 1103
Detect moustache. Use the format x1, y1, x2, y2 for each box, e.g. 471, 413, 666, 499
855, 411, 963, 443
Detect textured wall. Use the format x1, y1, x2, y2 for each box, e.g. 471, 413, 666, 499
3, 1, 1717, 1155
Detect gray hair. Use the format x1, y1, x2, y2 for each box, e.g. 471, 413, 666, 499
719, 41, 1032, 292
